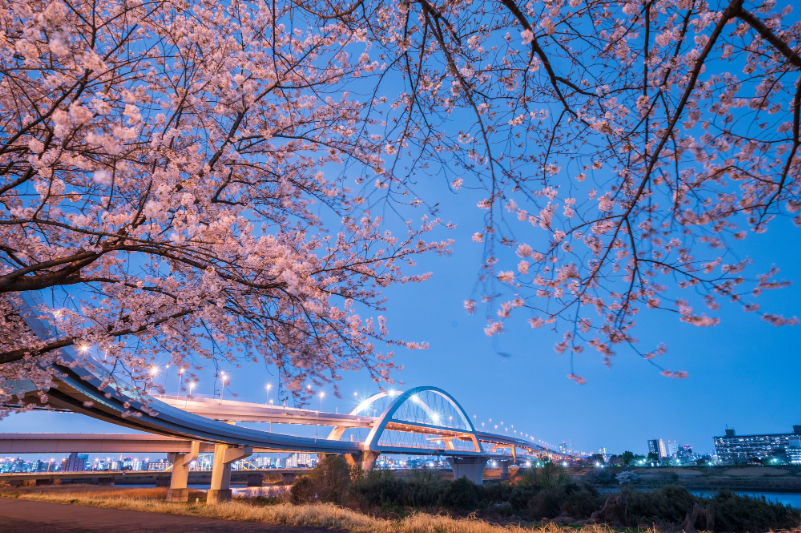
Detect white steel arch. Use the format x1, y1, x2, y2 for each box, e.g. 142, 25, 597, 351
350, 386, 483, 454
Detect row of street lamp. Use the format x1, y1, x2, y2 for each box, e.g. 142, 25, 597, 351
90, 353, 574, 456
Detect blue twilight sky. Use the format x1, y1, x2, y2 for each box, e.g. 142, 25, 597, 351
4, 2, 801, 459
3, 169, 800, 460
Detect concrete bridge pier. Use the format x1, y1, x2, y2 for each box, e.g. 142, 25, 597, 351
344, 451, 380, 472
166, 441, 199, 502
498, 459, 513, 481
447, 456, 488, 485
207, 443, 253, 504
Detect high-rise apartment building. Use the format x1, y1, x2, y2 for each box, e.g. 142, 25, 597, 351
253, 456, 272, 468
147, 458, 170, 471
647, 439, 668, 458
714, 425, 801, 463
64, 453, 88, 472
668, 441, 679, 457
787, 438, 801, 465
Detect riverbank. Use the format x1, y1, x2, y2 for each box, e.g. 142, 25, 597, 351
0, 485, 632, 533
562, 465, 801, 492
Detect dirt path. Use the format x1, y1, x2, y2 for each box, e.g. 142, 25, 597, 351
0, 498, 345, 533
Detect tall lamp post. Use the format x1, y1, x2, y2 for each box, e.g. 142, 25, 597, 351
177, 367, 185, 398
219, 372, 227, 401
266, 383, 273, 432
316, 391, 325, 443
186, 382, 196, 409
148, 366, 158, 394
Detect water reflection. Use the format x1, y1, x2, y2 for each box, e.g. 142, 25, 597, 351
691, 491, 801, 508
232, 485, 290, 497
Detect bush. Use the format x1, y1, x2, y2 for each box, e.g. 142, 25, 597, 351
348, 469, 448, 510
442, 477, 481, 511
617, 485, 801, 532
624, 485, 698, 524
347, 468, 487, 512
527, 486, 564, 519
290, 455, 353, 505
290, 476, 316, 504
558, 483, 603, 519
299, 460, 801, 532
484, 479, 513, 504
708, 490, 799, 533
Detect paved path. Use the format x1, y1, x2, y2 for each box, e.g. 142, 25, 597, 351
0, 498, 346, 533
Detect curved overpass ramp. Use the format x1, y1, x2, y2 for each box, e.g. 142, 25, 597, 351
6, 294, 569, 487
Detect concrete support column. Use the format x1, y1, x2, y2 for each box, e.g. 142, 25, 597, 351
166, 453, 189, 502
360, 451, 380, 471
208, 443, 233, 504
343, 451, 380, 472
447, 456, 488, 485
166, 441, 198, 502
207, 443, 253, 504
499, 459, 511, 481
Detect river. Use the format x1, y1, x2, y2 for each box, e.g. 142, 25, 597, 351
691, 491, 801, 508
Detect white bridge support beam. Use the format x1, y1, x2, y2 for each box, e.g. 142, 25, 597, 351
166, 441, 199, 502
447, 456, 488, 485
207, 443, 253, 504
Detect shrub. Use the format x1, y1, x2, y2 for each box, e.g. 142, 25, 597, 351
507, 482, 540, 512
442, 477, 481, 511
348, 469, 448, 510
347, 468, 488, 512
708, 490, 799, 533
290, 455, 353, 505
528, 486, 565, 519
483, 479, 513, 504
558, 483, 603, 519
289, 476, 316, 504
624, 485, 697, 524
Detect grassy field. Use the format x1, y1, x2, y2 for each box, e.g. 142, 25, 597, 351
0, 485, 640, 533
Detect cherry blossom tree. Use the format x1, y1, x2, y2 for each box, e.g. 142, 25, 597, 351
2, 0, 800, 399
352, 0, 801, 381
0, 0, 449, 404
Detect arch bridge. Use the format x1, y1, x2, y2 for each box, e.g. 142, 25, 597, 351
5, 295, 571, 503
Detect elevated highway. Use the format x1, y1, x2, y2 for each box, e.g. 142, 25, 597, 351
4, 294, 571, 501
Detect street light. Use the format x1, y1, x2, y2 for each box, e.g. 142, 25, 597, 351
316, 391, 325, 443
220, 372, 228, 401
177, 368, 185, 398
148, 366, 159, 393
185, 382, 196, 409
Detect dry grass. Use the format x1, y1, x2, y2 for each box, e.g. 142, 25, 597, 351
0, 485, 643, 533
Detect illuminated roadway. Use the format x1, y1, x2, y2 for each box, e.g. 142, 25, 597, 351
4, 293, 571, 496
